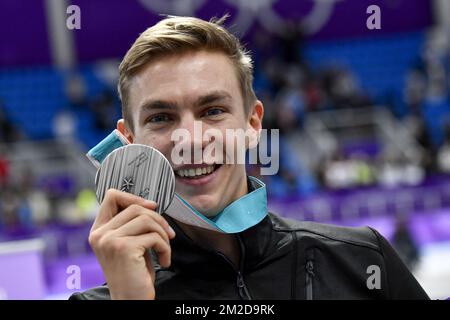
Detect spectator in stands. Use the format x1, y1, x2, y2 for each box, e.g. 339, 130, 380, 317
410, 115, 435, 173
273, 83, 305, 133
265, 139, 317, 197
403, 69, 427, 116
377, 154, 400, 188
392, 214, 420, 272
52, 108, 77, 142
323, 150, 355, 189
27, 189, 51, 226
0, 155, 9, 188
75, 188, 99, 222
321, 67, 371, 109
0, 99, 24, 143
90, 90, 119, 131
352, 153, 376, 187
421, 79, 450, 148
251, 24, 277, 72
278, 19, 305, 66
65, 73, 88, 110
437, 125, 450, 173
377, 153, 425, 188
0, 187, 21, 231
18, 166, 51, 227
303, 76, 325, 112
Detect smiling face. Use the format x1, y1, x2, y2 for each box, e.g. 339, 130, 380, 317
117, 50, 263, 216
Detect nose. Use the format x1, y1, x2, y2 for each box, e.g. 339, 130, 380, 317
173, 114, 209, 164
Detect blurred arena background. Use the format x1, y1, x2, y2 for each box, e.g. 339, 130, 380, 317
1, 0, 450, 299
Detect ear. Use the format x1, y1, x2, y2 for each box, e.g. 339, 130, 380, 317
117, 119, 134, 143
247, 100, 264, 149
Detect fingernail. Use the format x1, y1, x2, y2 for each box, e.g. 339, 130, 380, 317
145, 200, 157, 207
168, 226, 176, 238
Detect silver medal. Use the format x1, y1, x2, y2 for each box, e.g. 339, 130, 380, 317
95, 144, 175, 214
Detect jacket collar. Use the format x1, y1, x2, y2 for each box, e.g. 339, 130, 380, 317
164, 177, 284, 274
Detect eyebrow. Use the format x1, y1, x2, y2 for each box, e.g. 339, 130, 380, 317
138, 90, 233, 117
195, 90, 233, 107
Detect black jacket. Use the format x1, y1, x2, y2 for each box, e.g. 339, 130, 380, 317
70, 212, 429, 300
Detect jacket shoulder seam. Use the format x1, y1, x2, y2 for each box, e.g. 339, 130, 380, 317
273, 225, 382, 252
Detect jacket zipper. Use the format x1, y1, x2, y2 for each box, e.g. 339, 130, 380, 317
236, 271, 251, 300
305, 249, 315, 300
216, 234, 252, 300
236, 234, 252, 300
305, 261, 315, 300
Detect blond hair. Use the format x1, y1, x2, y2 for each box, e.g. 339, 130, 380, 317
118, 15, 257, 131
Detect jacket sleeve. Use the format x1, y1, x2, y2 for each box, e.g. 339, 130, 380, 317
68, 285, 111, 300
369, 227, 430, 300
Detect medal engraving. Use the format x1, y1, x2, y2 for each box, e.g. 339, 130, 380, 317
139, 188, 150, 198
128, 152, 149, 168
95, 144, 175, 214
120, 177, 135, 193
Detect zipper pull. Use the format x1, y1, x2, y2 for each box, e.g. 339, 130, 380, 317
236, 271, 252, 300
237, 271, 245, 288
306, 260, 315, 276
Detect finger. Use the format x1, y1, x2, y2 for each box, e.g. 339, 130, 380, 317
112, 214, 170, 244
144, 250, 156, 284
92, 189, 157, 230
99, 204, 175, 239
126, 233, 172, 268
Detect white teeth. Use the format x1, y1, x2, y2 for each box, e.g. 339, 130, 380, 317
176, 165, 216, 178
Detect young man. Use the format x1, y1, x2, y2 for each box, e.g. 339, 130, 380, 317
70, 16, 429, 300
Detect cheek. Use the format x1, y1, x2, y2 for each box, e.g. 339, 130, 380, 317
219, 119, 249, 146
133, 131, 173, 158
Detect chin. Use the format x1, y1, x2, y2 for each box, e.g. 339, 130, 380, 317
184, 193, 221, 217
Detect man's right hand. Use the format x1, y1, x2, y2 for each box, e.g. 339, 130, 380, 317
88, 189, 176, 300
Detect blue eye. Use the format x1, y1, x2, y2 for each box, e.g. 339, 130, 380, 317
205, 108, 224, 117
149, 114, 170, 123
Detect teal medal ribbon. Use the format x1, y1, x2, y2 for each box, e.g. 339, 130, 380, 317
166, 176, 268, 233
